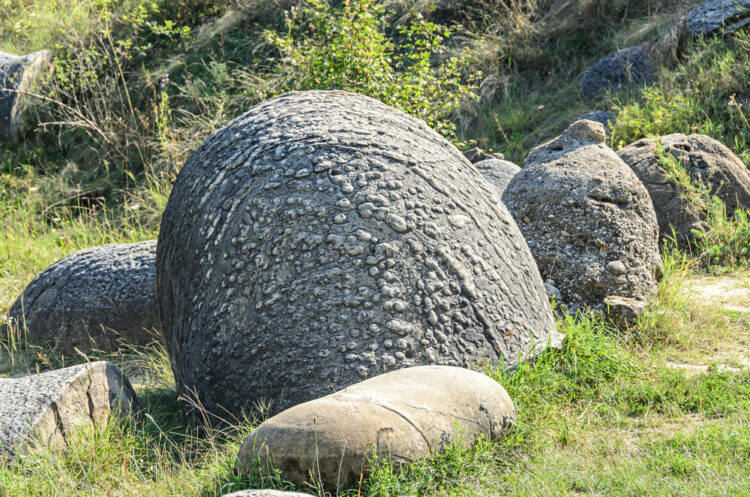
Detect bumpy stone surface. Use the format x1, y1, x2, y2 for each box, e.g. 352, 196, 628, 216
8, 241, 160, 352
0, 50, 52, 140
579, 44, 654, 98
222, 492, 311, 497
157, 90, 559, 417
573, 110, 615, 135
502, 120, 663, 319
473, 158, 521, 198
687, 0, 750, 36
0, 361, 138, 458
236, 365, 515, 490
618, 134, 750, 248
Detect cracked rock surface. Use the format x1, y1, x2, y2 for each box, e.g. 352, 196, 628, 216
618, 134, 750, 249
8, 241, 160, 353
0, 50, 52, 140
236, 365, 515, 490
473, 158, 521, 198
157, 90, 559, 418
502, 120, 663, 319
0, 361, 138, 458
687, 0, 750, 36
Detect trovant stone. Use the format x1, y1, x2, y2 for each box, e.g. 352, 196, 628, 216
617, 134, 750, 248
8, 241, 160, 352
473, 158, 521, 198
0, 50, 52, 140
502, 120, 663, 322
579, 44, 654, 98
0, 361, 138, 458
687, 0, 750, 36
157, 90, 560, 418
236, 366, 515, 490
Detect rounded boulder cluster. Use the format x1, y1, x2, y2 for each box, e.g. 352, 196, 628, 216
157, 90, 559, 417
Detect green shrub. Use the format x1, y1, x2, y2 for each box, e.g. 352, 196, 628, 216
264, 0, 477, 139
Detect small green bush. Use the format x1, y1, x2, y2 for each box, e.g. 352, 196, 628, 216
264, 0, 477, 139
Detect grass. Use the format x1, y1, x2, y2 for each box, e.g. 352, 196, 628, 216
2, 249, 749, 496
1, 0, 750, 495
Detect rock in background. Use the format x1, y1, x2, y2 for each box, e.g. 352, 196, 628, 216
502, 120, 663, 323
8, 241, 160, 353
0, 50, 52, 140
157, 90, 560, 418
0, 361, 138, 458
236, 365, 515, 490
473, 158, 521, 198
579, 44, 654, 98
687, 0, 750, 36
618, 134, 750, 249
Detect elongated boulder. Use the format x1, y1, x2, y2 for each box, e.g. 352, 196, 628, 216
236, 365, 515, 490
473, 158, 521, 198
617, 134, 750, 248
157, 90, 559, 418
0, 361, 138, 458
0, 50, 52, 140
502, 120, 663, 322
687, 0, 750, 36
8, 241, 160, 353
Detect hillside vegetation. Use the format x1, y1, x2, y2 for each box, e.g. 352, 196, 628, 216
1, 0, 749, 496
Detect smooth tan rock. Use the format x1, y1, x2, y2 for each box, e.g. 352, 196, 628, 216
0, 361, 138, 458
236, 365, 514, 491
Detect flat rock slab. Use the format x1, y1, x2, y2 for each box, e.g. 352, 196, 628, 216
0, 361, 138, 458
579, 44, 654, 98
503, 120, 663, 322
9, 241, 160, 353
0, 50, 52, 140
237, 365, 515, 491
687, 0, 750, 36
617, 134, 750, 248
157, 90, 559, 418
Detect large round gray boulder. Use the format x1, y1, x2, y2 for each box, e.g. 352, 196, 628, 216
236, 365, 515, 490
687, 0, 750, 36
0, 361, 138, 458
0, 50, 52, 140
579, 44, 654, 98
502, 120, 663, 322
617, 134, 750, 249
157, 90, 560, 418
473, 158, 521, 198
8, 241, 160, 353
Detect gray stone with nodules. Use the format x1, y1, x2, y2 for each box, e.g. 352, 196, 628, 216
8, 241, 160, 353
502, 120, 663, 325
156, 90, 560, 419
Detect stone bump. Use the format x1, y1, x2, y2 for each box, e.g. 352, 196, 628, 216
156, 90, 560, 418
